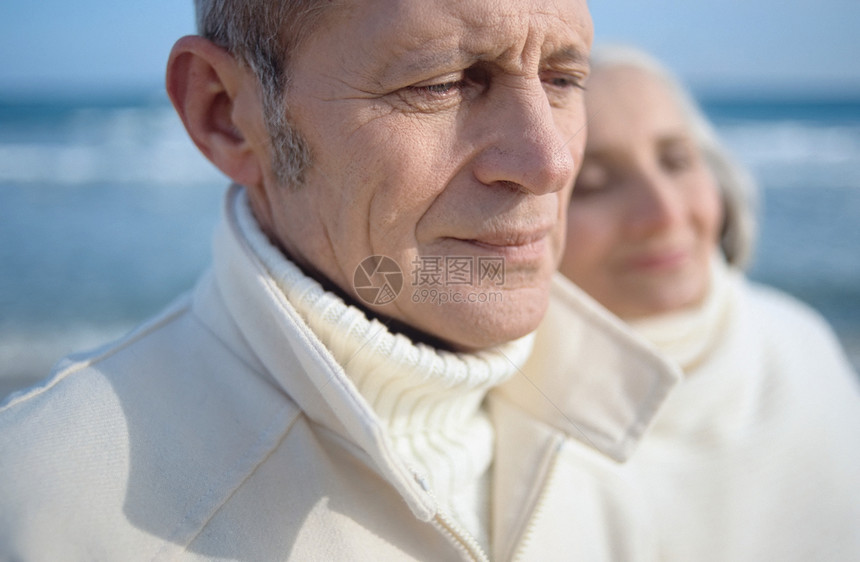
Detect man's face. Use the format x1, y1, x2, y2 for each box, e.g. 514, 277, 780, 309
252, 0, 592, 350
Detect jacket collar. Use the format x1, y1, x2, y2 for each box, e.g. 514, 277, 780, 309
205, 184, 679, 525
201, 186, 435, 520
494, 274, 681, 462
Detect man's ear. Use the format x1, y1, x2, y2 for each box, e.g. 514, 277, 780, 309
166, 35, 265, 188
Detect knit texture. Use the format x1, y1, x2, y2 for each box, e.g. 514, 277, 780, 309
628, 255, 732, 372
625, 254, 860, 561
233, 192, 534, 551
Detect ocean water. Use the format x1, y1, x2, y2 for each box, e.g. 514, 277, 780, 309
706, 98, 860, 363
1, 92, 859, 397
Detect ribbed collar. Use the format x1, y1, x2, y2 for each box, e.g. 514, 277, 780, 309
230, 184, 534, 436
628, 256, 734, 372
214, 185, 535, 539
210, 184, 680, 525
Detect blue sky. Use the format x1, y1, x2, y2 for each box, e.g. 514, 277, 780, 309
2, 0, 859, 97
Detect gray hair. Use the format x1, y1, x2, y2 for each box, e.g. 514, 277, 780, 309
194, 0, 334, 188
588, 45, 758, 268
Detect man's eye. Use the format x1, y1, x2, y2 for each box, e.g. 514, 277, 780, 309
541, 72, 586, 108
546, 76, 583, 89
396, 75, 473, 112
541, 71, 586, 91
408, 78, 466, 99
416, 81, 462, 95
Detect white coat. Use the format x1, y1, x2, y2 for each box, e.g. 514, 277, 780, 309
3, 186, 857, 560
0, 186, 678, 561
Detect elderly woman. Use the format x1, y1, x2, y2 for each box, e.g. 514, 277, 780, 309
558, 45, 860, 560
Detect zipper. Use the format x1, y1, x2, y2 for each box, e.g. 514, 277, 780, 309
409, 466, 490, 561
509, 436, 565, 561
432, 509, 491, 562
409, 466, 490, 562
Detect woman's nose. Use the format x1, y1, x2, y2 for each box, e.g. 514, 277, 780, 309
625, 169, 684, 237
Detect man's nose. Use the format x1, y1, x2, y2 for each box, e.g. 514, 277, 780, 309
471, 80, 578, 196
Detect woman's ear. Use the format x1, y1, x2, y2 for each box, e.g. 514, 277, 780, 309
166, 35, 265, 188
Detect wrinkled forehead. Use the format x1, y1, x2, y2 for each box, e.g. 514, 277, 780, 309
319, 0, 593, 73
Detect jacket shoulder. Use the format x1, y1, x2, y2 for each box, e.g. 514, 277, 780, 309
741, 280, 859, 398
0, 297, 303, 559
743, 281, 848, 358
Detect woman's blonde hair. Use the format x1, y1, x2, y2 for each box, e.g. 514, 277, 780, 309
588, 45, 758, 267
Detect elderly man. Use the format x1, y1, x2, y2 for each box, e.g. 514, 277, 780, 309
0, 1, 678, 560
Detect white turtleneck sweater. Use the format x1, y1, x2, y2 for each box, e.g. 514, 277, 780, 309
233, 191, 534, 551
626, 256, 860, 561
628, 256, 732, 373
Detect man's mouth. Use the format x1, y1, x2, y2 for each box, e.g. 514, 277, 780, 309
450, 227, 553, 263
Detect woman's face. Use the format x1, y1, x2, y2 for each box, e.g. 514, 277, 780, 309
559, 65, 723, 319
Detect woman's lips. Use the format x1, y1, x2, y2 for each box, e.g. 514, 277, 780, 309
626, 248, 690, 271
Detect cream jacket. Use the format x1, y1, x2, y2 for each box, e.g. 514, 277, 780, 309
0, 187, 678, 561
4, 186, 857, 560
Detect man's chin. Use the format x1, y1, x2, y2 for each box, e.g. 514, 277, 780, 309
399, 286, 550, 352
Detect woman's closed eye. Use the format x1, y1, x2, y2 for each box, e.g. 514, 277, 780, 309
659, 139, 696, 173
573, 161, 610, 196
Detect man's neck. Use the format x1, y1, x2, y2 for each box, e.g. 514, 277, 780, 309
274, 241, 460, 353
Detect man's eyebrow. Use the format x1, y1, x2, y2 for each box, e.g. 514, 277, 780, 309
402, 50, 477, 75
544, 46, 590, 68
375, 48, 477, 84
377, 44, 588, 84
